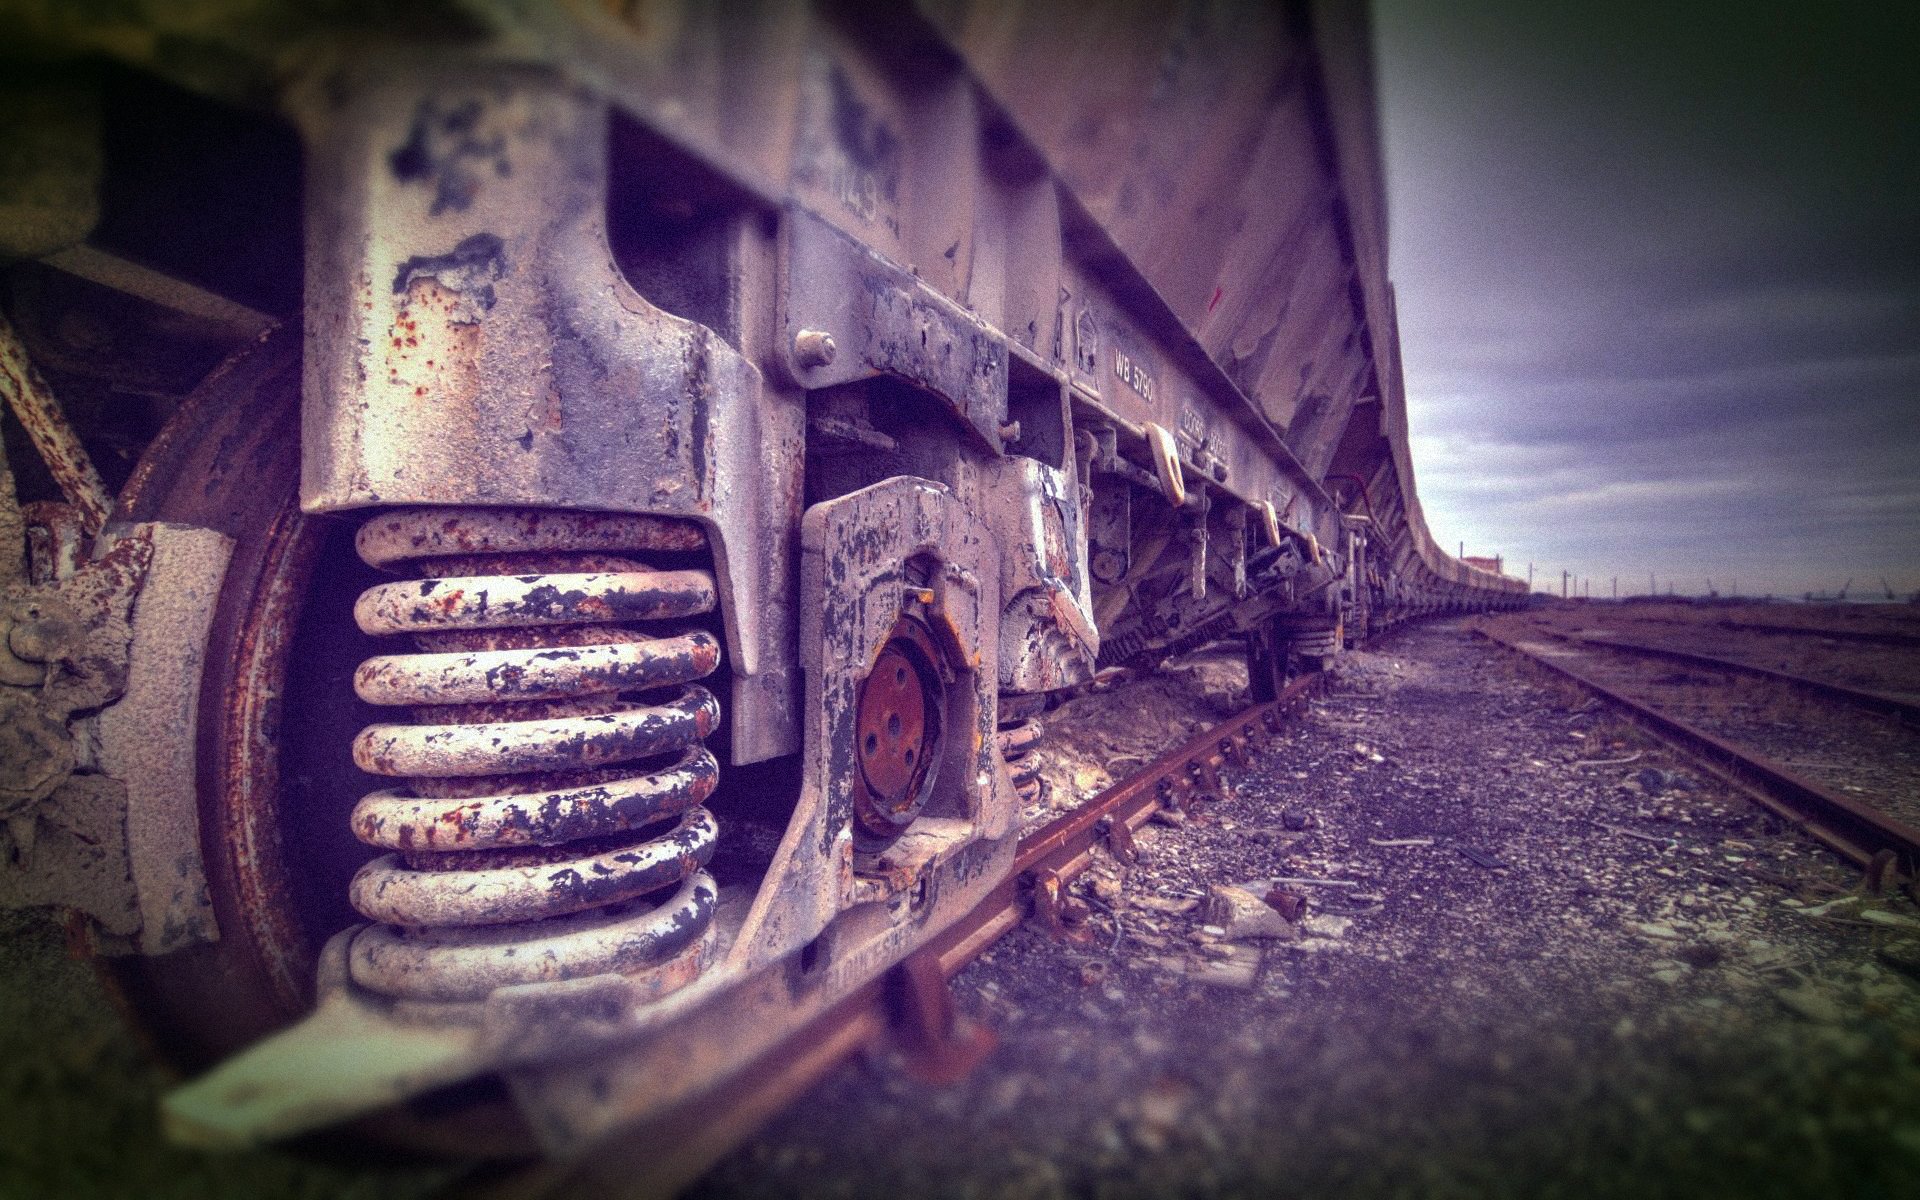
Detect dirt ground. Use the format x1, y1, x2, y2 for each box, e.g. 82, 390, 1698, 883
1507, 599, 1920, 697
6, 617, 1920, 1198
0, 908, 457, 1199
694, 619, 1920, 1199
1483, 602, 1920, 831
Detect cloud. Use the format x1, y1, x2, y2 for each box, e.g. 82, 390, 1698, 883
1375, 0, 1920, 595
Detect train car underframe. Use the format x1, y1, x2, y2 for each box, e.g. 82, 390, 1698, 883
0, 2, 1527, 1163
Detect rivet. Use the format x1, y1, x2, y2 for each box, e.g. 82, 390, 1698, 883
793, 329, 837, 367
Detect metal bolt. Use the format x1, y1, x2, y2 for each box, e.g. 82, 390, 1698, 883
793, 329, 836, 368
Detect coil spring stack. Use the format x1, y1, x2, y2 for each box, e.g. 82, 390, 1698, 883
341, 508, 726, 1012
996, 699, 1047, 809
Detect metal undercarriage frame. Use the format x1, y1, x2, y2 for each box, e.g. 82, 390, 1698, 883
0, 0, 1531, 1161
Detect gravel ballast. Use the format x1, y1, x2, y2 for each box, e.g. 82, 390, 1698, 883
698, 618, 1920, 1199
4, 617, 1918, 1197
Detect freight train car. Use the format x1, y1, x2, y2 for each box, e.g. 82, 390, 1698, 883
0, 0, 1526, 1161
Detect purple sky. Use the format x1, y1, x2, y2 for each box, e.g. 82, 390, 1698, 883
1374, 0, 1920, 599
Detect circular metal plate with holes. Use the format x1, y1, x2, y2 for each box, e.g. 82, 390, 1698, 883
852, 617, 945, 847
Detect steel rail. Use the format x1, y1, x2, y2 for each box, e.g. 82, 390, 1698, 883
1567, 633, 1920, 725
493, 673, 1324, 1199
935, 671, 1323, 962
1478, 627, 1920, 876
1714, 618, 1920, 650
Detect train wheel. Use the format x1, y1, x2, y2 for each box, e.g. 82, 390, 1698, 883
103, 326, 532, 1156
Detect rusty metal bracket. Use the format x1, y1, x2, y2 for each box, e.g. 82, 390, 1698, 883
1025, 867, 1092, 942
1155, 775, 1181, 814
778, 207, 1008, 453
1222, 731, 1252, 768
885, 949, 996, 1084
1098, 815, 1138, 866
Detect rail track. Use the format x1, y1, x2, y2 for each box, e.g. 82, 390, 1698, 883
1564, 634, 1920, 727
492, 673, 1323, 1199
1477, 623, 1920, 891
1715, 618, 1920, 650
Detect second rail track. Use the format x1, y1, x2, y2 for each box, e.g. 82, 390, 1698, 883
1477, 625, 1920, 888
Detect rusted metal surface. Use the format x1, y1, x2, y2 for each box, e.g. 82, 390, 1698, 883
0, 311, 112, 535
355, 564, 718, 636
215, 496, 326, 1012
1099, 814, 1138, 865
1481, 627, 1920, 877
342, 505, 725, 1005
350, 807, 719, 929
0, 517, 231, 952
1570, 633, 1920, 726
779, 207, 1010, 453
354, 508, 710, 568
352, 745, 718, 854
292, 54, 802, 765
1026, 866, 1093, 943
886, 947, 997, 1085
355, 629, 722, 708
97, 523, 232, 954
21, 501, 88, 584
353, 686, 720, 779
852, 617, 944, 845
995, 715, 1045, 806
727, 476, 1012, 976
349, 871, 720, 1004
987, 456, 1099, 693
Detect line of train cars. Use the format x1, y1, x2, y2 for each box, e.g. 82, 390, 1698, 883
0, 0, 1524, 1159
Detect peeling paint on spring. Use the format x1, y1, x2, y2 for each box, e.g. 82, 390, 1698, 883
347, 871, 719, 1002
341, 505, 725, 1006
349, 808, 718, 927
355, 507, 708, 567
356, 568, 715, 634
352, 744, 718, 851
354, 630, 720, 706
353, 685, 718, 777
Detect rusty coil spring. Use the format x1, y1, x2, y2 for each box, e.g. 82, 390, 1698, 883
342, 507, 723, 1008
1284, 618, 1341, 659
996, 715, 1046, 807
